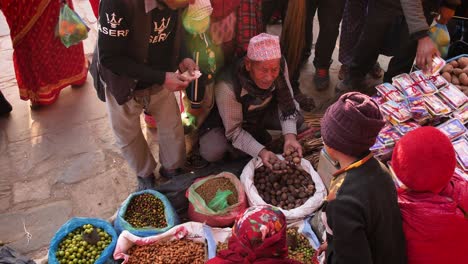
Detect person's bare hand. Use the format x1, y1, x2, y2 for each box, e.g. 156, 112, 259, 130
164, 72, 189, 92
283, 134, 303, 157
259, 149, 279, 170
179, 58, 199, 76
436, 6, 455, 25
416, 36, 440, 73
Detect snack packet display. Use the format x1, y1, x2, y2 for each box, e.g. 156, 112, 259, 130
423, 94, 452, 116
422, 55, 446, 76
376, 83, 405, 102
427, 74, 448, 88
380, 101, 412, 124
437, 118, 466, 140
452, 138, 468, 171
453, 104, 468, 124
409, 71, 438, 94
407, 97, 431, 123
392, 74, 422, 97
393, 122, 421, 135
376, 125, 402, 147
438, 84, 468, 109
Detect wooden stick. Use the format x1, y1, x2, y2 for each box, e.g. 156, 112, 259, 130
194, 52, 199, 101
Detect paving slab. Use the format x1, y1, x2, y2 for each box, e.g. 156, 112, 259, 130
0, 200, 73, 254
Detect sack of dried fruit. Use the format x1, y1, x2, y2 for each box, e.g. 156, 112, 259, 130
186, 172, 247, 227
114, 190, 179, 237
240, 155, 326, 222
48, 217, 118, 264
113, 222, 215, 264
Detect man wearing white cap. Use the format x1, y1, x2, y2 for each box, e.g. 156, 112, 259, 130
198, 33, 305, 169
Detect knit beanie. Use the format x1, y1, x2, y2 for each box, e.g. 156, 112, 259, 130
321, 92, 386, 157
392, 127, 456, 193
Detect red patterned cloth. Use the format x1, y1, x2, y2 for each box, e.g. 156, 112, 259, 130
235, 0, 263, 57
1, 0, 87, 105
207, 205, 302, 264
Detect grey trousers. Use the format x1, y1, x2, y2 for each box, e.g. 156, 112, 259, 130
104, 86, 185, 178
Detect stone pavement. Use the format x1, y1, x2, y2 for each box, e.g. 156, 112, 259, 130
0, 1, 389, 262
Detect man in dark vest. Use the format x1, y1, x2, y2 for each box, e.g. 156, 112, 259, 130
97, 0, 197, 190
199, 33, 303, 169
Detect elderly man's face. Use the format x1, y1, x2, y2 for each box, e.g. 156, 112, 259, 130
245, 58, 281, 90
160, 0, 192, 9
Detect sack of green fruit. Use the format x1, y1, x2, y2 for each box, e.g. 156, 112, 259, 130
48, 217, 117, 264
186, 172, 247, 227
114, 190, 179, 237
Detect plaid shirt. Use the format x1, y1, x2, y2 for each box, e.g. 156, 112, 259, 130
236, 0, 263, 56
215, 71, 298, 158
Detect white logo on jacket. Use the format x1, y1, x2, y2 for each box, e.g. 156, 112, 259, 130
149, 17, 172, 44
99, 12, 129, 37
106, 13, 122, 28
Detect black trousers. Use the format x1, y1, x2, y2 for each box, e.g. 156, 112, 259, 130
290, 0, 345, 90
348, 2, 436, 83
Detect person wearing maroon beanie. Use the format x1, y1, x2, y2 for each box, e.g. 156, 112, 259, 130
317, 92, 407, 264
392, 127, 468, 264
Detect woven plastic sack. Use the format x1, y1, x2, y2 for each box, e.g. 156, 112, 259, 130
114, 222, 215, 263
187, 172, 247, 227
56, 2, 89, 48
48, 217, 117, 264
240, 155, 327, 223
114, 190, 180, 237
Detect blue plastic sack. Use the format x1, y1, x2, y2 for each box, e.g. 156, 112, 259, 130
48, 217, 117, 264
114, 190, 180, 237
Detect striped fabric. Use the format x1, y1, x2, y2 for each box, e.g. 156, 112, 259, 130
235, 0, 263, 57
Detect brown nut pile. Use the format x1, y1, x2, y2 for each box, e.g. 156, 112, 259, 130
127, 239, 205, 264
287, 227, 316, 264
254, 157, 316, 210
195, 177, 238, 206
441, 57, 468, 95
216, 241, 229, 254
124, 193, 167, 229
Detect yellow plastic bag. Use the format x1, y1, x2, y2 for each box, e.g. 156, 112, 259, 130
56, 2, 89, 48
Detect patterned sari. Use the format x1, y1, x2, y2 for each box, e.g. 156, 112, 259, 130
0, 0, 87, 105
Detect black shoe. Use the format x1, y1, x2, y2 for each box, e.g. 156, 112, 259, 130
0, 92, 12, 115
136, 174, 155, 191
159, 167, 184, 179
314, 68, 330, 91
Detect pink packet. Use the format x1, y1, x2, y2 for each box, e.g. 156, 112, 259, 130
376, 83, 405, 102
422, 55, 446, 76
381, 101, 412, 123
423, 94, 452, 115
409, 71, 438, 94
437, 118, 466, 140
453, 104, 468, 124
438, 84, 468, 109
453, 138, 468, 171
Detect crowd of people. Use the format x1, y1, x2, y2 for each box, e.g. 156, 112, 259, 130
1, 0, 467, 263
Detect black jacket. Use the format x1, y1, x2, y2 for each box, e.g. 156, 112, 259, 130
91, 0, 185, 104
325, 157, 407, 264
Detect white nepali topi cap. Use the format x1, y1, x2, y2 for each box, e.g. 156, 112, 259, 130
247, 33, 282, 61
185, 0, 213, 21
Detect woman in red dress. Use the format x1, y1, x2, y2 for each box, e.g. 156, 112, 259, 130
0, 0, 88, 107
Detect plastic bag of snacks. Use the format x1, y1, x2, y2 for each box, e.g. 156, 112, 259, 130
437, 118, 466, 141
376, 83, 405, 102
438, 84, 468, 109
56, 1, 89, 47
240, 155, 326, 223
409, 71, 438, 94
186, 172, 247, 227
114, 190, 179, 237
392, 73, 422, 97
48, 217, 117, 264
114, 222, 213, 264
